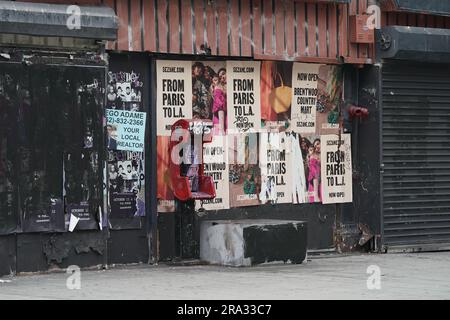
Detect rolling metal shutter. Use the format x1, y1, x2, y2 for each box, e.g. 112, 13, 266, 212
382, 61, 450, 250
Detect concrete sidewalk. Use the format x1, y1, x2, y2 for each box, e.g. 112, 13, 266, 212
0, 252, 449, 300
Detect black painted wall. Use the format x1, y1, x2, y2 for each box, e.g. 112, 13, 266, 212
0, 235, 15, 276
354, 65, 382, 248
16, 232, 107, 273
0, 51, 152, 277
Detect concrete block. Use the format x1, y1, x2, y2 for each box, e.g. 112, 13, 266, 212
200, 219, 307, 266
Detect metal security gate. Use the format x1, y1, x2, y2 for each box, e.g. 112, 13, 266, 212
382, 61, 450, 250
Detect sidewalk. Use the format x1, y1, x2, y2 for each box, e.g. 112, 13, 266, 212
1, 252, 449, 300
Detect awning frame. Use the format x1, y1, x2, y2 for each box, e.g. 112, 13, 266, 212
378, 26, 450, 63
381, 0, 450, 17
0, 0, 118, 41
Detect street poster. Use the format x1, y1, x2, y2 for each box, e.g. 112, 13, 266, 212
290, 63, 320, 134
321, 134, 353, 204
106, 109, 146, 152
227, 61, 261, 133
156, 60, 193, 136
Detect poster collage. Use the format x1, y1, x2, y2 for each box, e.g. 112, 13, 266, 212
106, 69, 146, 223
156, 60, 353, 213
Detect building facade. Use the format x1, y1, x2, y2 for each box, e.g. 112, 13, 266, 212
1, 0, 450, 276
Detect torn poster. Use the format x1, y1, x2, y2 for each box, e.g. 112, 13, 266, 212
228, 133, 261, 207
196, 135, 230, 210
259, 132, 292, 204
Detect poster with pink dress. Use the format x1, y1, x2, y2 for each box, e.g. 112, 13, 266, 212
191, 61, 227, 135
299, 134, 322, 203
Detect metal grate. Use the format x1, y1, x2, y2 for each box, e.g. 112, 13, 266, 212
382, 61, 450, 249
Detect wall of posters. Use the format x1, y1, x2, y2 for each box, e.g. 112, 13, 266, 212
228, 133, 261, 207
196, 135, 230, 210
156, 60, 193, 136
259, 132, 292, 204
321, 134, 353, 204
106, 109, 146, 152
155, 59, 350, 213
227, 61, 261, 133
291, 63, 320, 134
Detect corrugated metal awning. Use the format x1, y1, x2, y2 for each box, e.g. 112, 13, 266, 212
0, 0, 118, 40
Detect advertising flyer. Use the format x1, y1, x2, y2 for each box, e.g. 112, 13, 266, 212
290, 63, 320, 134
21, 198, 65, 233
196, 135, 230, 210
228, 133, 261, 207
66, 202, 98, 231
316, 65, 344, 135
302, 134, 322, 203
260, 61, 293, 130
156, 60, 193, 136
110, 193, 138, 218
108, 151, 146, 218
227, 61, 261, 133
192, 61, 228, 135
321, 134, 353, 204
106, 109, 146, 152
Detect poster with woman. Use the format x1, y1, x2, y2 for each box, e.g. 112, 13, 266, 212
228, 133, 261, 207
316, 65, 344, 135
192, 61, 228, 135
260, 61, 293, 131
296, 134, 322, 203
